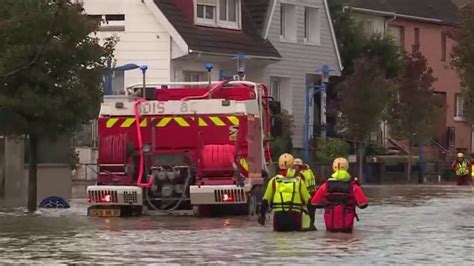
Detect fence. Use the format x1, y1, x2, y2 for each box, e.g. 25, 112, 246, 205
73, 163, 98, 181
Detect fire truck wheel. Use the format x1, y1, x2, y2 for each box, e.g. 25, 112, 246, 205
192, 205, 210, 217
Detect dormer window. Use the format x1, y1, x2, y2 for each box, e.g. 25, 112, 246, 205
195, 0, 241, 30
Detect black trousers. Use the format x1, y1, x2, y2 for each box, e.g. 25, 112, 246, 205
308, 204, 316, 229
273, 211, 302, 232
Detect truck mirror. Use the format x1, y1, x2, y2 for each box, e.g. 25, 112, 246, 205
269, 100, 281, 115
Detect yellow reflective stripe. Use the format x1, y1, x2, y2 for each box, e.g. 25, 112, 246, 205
209, 116, 225, 126
106, 118, 119, 128
157, 117, 172, 127
199, 118, 208, 126
227, 116, 240, 126
240, 158, 248, 172
140, 119, 147, 127
174, 117, 190, 127
121, 118, 135, 128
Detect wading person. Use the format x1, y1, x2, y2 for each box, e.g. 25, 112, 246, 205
311, 158, 368, 233
293, 158, 317, 231
258, 153, 311, 232
451, 153, 471, 186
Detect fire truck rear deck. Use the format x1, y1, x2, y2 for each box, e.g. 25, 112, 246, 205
87, 80, 276, 217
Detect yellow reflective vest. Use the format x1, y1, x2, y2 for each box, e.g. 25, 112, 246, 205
456, 161, 469, 176
300, 166, 316, 193
263, 174, 310, 213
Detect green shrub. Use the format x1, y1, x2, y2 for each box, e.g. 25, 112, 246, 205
313, 137, 351, 164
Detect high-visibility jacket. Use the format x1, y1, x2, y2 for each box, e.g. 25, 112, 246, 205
329, 170, 351, 182
300, 165, 316, 193
263, 174, 310, 213
456, 161, 469, 176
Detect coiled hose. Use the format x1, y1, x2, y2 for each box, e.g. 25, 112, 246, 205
100, 134, 127, 163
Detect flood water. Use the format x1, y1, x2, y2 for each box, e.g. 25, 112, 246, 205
0, 185, 472, 264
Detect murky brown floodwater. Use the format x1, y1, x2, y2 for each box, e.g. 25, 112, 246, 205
0, 185, 472, 264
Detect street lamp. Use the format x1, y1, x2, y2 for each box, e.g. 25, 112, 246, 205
205, 63, 214, 87
140, 64, 148, 98
303, 64, 334, 163
105, 63, 146, 95
232, 52, 249, 81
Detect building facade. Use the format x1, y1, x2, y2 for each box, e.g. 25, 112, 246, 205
351, 0, 472, 154
81, 0, 342, 148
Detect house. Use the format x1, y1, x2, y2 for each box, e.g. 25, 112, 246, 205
349, 0, 472, 155
81, 0, 342, 149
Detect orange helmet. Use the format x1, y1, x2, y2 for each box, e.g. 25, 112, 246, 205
278, 153, 294, 169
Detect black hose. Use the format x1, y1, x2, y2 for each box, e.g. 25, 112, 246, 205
145, 173, 193, 212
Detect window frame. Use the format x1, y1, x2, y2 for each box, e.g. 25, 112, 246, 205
88, 14, 125, 32
195, 2, 217, 27
303, 6, 321, 45
194, 0, 241, 30
455, 94, 465, 121
414, 27, 420, 48
280, 3, 297, 43
270, 78, 281, 101
183, 70, 207, 82
441, 32, 447, 62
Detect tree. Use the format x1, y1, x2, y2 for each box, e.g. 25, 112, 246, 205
271, 110, 294, 162
452, 8, 474, 126
336, 57, 395, 181
328, 0, 366, 75
387, 47, 442, 183
327, 0, 402, 77
0, 0, 115, 212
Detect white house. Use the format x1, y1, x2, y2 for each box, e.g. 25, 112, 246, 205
81, 0, 342, 149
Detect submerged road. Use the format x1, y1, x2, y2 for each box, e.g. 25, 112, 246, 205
0, 185, 472, 264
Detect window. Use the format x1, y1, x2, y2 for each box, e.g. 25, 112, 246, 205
441, 32, 447, 61
388, 25, 405, 48
414, 28, 420, 49
364, 19, 374, 37
270, 78, 281, 101
455, 94, 464, 121
184, 71, 207, 82
88, 14, 125, 31
111, 70, 125, 95
280, 4, 297, 42
304, 7, 321, 45
195, 0, 240, 29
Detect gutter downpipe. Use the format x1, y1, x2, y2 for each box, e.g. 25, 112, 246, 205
385, 14, 397, 34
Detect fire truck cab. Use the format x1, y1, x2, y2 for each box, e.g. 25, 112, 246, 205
87, 79, 277, 217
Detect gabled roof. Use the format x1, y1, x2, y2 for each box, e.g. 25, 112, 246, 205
451, 0, 471, 8
153, 0, 280, 59
242, 0, 270, 35
351, 0, 461, 25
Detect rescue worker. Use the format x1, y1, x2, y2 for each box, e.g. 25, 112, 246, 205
293, 158, 317, 231
451, 153, 471, 186
311, 157, 368, 233
258, 153, 311, 232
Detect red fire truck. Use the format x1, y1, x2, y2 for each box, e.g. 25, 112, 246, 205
86, 79, 278, 217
